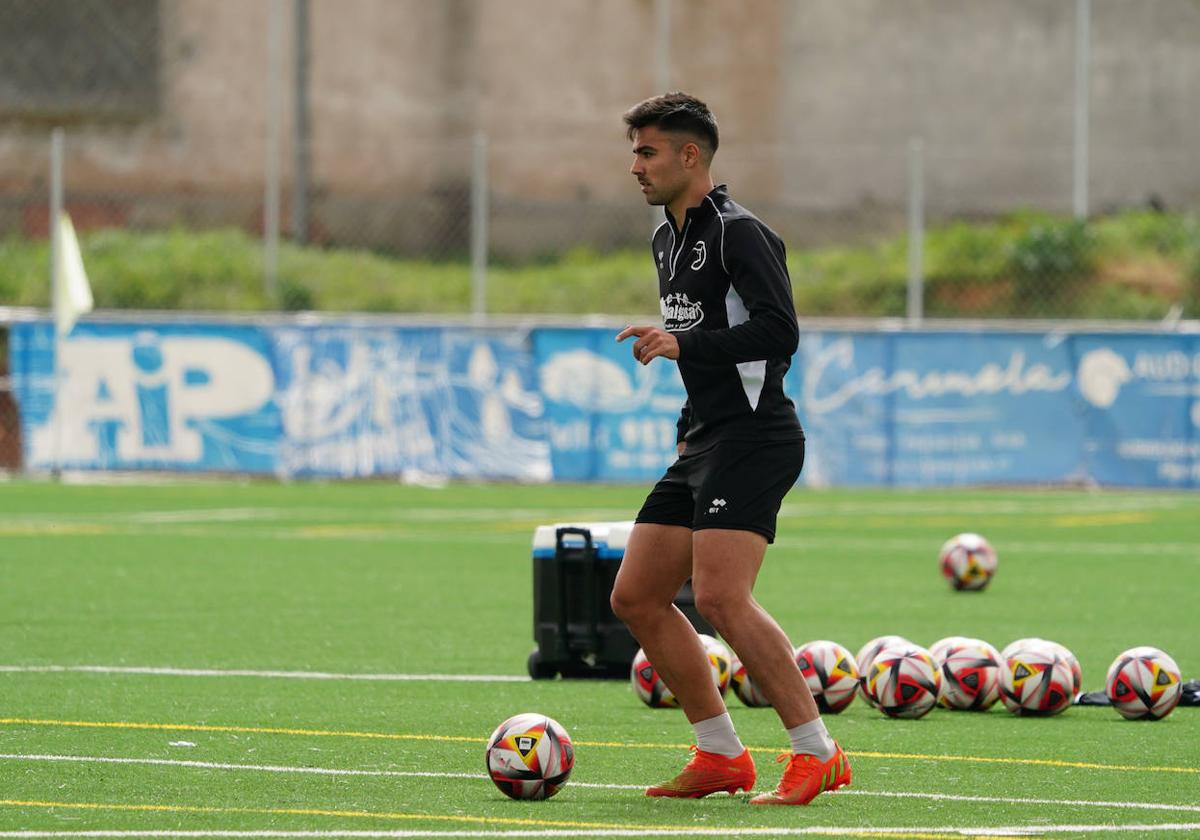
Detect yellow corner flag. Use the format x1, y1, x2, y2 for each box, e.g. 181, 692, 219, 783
54, 211, 94, 338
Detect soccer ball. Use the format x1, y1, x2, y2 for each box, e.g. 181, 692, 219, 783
855, 635, 911, 708
794, 639, 860, 714
631, 636, 729, 708
938, 638, 1002, 711
1106, 646, 1183, 721
1042, 640, 1082, 697
1001, 637, 1045, 660
631, 647, 677, 708
929, 635, 972, 665
939, 533, 997, 591
730, 656, 772, 707
485, 713, 574, 800
699, 634, 733, 696
865, 643, 941, 719
1004, 638, 1081, 697
999, 643, 1074, 716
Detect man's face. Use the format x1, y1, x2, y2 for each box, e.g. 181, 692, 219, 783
630, 125, 689, 207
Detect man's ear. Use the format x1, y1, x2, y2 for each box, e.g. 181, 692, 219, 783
681, 141, 701, 169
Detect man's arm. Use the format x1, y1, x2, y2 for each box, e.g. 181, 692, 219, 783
674, 219, 798, 364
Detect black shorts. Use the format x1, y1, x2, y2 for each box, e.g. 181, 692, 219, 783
634, 438, 805, 544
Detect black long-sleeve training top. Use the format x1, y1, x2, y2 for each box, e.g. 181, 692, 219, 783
652, 184, 805, 452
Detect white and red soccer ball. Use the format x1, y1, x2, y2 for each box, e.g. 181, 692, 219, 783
929, 635, 972, 665
999, 641, 1075, 716
855, 635, 912, 709
730, 655, 772, 707
485, 713, 574, 800
864, 643, 942, 719
631, 647, 678, 708
699, 634, 733, 696
939, 533, 997, 591
1106, 646, 1183, 721
631, 634, 730, 708
794, 639, 860, 714
937, 638, 1003, 711
1002, 637, 1082, 698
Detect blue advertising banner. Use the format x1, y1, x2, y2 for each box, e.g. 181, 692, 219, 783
268, 325, 549, 480
791, 332, 1084, 486
531, 327, 686, 481
8, 319, 1198, 488
9, 321, 549, 480
1071, 334, 1199, 487
10, 321, 281, 472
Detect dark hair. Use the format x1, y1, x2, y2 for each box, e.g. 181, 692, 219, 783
623, 92, 719, 159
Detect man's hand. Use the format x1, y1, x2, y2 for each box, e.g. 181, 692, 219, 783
616, 325, 680, 365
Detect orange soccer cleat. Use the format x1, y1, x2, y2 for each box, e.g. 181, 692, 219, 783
749, 743, 851, 805
645, 746, 757, 798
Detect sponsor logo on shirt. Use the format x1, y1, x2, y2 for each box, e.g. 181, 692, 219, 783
690, 241, 707, 271
661, 292, 704, 331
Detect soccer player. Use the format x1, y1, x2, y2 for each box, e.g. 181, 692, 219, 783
611, 92, 850, 806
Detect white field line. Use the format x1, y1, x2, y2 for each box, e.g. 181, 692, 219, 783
4, 826, 1200, 838
831, 788, 1200, 813
0, 666, 529, 683
0, 508, 632, 526
1, 514, 1194, 556
0, 492, 1192, 528
121, 508, 635, 525
3, 753, 1199, 814
778, 496, 1196, 516
772, 536, 1200, 557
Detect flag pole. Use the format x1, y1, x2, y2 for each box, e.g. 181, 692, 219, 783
50, 127, 64, 478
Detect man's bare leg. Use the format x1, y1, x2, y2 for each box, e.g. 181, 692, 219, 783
610, 522, 725, 724
611, 522, 756, 797
690, 528, 819, 728
691, 528, 850, 805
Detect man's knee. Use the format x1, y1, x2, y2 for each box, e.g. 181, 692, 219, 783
692, 584, 747, 632
609, 585, 637, 624
611, 581, 657, 625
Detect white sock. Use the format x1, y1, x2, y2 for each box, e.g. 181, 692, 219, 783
693, 712, 744, 758
787, 717, 836, 760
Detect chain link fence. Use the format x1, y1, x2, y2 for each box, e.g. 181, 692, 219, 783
0, 0, 1197, 315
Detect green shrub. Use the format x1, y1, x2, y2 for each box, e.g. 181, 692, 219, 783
0, 210, 1196, 320
1183, 248, 1200, 318
925, 220, 1011, 281
1006, 218, 1096, 313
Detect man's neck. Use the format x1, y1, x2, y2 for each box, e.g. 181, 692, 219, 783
667, 177, 716, 231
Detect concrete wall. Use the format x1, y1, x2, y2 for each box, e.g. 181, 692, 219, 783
1, 0, 1197, 255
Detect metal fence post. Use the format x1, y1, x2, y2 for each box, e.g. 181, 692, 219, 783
264, 0, 286, 304
907, 136, 925, 325
1073, 0, 1091, 220
49, 127, 64, 475
471, 131, 489, 321
50, 128, 64, 306
293, 0, 311, 244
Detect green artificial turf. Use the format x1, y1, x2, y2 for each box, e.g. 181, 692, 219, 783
0, 480, 1196, 837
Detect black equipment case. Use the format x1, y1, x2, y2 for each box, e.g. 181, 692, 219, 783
527, 521, 712, 679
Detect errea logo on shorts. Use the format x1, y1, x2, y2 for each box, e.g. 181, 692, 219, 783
708, 497, 727, 515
